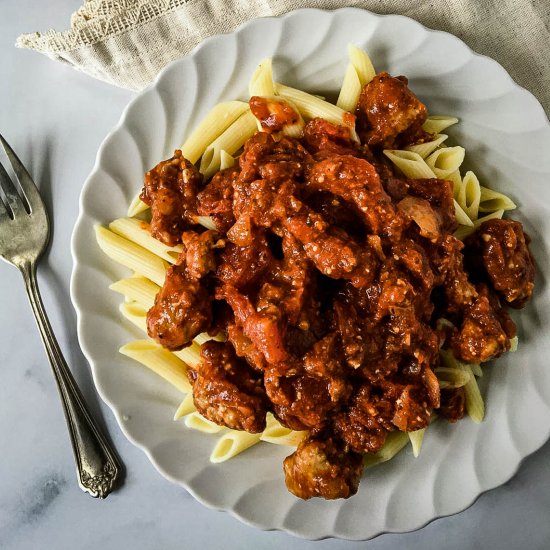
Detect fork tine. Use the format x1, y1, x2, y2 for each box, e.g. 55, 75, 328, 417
0, 159, 28, 217
0, 133, 42, 214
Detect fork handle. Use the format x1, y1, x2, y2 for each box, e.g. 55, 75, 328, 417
20, 260, 122, 498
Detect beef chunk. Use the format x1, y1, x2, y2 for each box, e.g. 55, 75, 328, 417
189, 341, 268, 432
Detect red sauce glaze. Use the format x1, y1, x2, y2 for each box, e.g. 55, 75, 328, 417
249, 96, 301, 133
142, 73, 535, 500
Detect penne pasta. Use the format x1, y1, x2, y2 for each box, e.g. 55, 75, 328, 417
469, 363, 483, 377
174, 393, 196, 420
383, 150, 436, 179
249, 58, 275, 97
408, 428, 426, 458
185, 412, 226, 434
456, 171, 481, 222
447, 169, 463, 196
405, 134, 448, 159
347, 44, 376, 87
109, 217, 182, 264
119, 301, 148, 333
434, 367, 472, 389
95, 225, 168, 286
440, 350, 484, 423
275, 83, 358, 141
194, 215, 218, 231
260, 413, 307, 447
454, 199, 474, 227
199, 111, 257, 178
127, 193, 149, 217
478, 186, 517, 213
426, 146, 466, 179
119, 340, 191, 393
336, 62, 362, 112
454, 209, 504, 240
173, 343, 202, 370
509, 336, 518, 352
219, 150, 235, 171
110, 276, 159, 309
422, 115, 459, 134
210, 431, 262, 463
337, 42, 376, 112
181, 101, 250, 164
363, 431, 410, 468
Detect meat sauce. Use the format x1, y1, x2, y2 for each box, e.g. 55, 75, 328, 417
141, 73, 535, 500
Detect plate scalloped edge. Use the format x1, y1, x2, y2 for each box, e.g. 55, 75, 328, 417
70, 7, 550, 540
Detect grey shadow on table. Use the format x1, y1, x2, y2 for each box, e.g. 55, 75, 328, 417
8, 135, 126, 491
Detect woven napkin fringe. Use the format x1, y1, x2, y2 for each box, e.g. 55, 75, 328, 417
15, 0, 550, 116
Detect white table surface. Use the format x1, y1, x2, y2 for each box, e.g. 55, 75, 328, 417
1, 2, 549, 549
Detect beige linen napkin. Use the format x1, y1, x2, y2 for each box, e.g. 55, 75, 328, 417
17, 0, 550, 115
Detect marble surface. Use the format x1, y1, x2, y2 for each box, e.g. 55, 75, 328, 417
0, 2, 549, 549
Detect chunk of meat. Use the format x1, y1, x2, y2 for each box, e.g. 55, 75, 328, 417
180, 230, 224, 279
196, 167, 238, 233
306, 155, 402, 237
249, 96, 301, 133
464, 219, 535, 308
302, 118, 359, 158
391, 384, 433, 431
283, 436, 364, 500
216, 230, 273, 290
434, 235, 478, 312
238, 132, 311, 184
332, 385, 393, 453
397, 196, 441, 241
218, 284, 290, 366
188, 341, 268, 432
406, 178, 457, 234
356, 72, 427, 148
451, 285, 512, 362
147, 265, 212, 350
265, 369, 341, 431
438, 387, 466, 422
140, 150, 202, 245
147, 230, 220, 350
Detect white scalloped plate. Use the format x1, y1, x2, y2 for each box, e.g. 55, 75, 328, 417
70, 8, 550, 540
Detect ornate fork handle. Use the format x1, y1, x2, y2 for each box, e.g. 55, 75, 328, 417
20, 260, 121, 498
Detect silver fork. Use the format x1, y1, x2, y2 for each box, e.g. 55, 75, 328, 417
0, 133, 121, 498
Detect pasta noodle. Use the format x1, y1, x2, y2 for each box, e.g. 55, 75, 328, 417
408, 428, 426, 458
119, 340, 192, 393
174, 393, 196, 420
454, 209, 504, 240
479, 186, 517, 213
219, 150, 235, 171
210, 431, 262, 463
434, 367, 472, 389
275, 83, 359, 141
127, 193, 149, 217
336, 62, 362, 112
260, 413, 307, 447
404, 134, 448, 159
426, 146, 466, 179
249, 58, 275, 97
363, 431, 410, 468
455, 171, 481, 222
185, 412, 226, 434
336, 44, 376, 111
422, 115, 459, 134
110, 276, 159, 309
383, 150, 437, 179
199, 111, 257, 178
95, 225, 168, 286
181, 101, 250, 164
440, 350, 484, 423
109, 217, 182, 264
